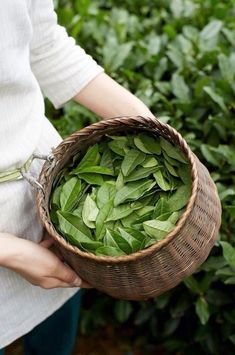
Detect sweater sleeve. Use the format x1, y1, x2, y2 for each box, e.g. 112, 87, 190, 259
29, 0, 104, 109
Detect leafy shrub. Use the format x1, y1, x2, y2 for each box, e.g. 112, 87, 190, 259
46, 0, 235, 353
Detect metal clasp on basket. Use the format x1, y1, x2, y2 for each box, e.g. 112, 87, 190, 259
19, 151, 55, 192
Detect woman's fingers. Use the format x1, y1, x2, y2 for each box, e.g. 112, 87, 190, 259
40, 230, 54, 248
39, 237, 54, 248
80, 280, 93, 289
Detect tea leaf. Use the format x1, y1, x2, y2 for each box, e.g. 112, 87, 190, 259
220, 241, 235, 267
203, 86, 228, 113
134, 134, 161, 154
142, 157, 159, 167
78, 173, 104, 185
160, 137, 187, 163
121, 149, 146, 176
167, 184, 191, 211
60, 177, 81, 211
143, 220, 175, 240
51, 185, 62, 209
82, 194, 99, 228
164, 161, 179, 177
57, 210, 92, 245
136, 206, 155, 217
95, 201, 113, 240
72, 144, 100, 172
96, 182, 116, 208
75, 166, 114, 175
177, 164, 191, 184
153, 170, 171, 191
108, 140, 128, 156
114, 179, 156, 206
195, 297, 210, 325
107, 203, 141, 221
121, 211, 140, 227
103, 229, 120, 249
118, 228, 142, 252
116, 171, 125, 190
95, 245, 126, 256
124, 166, 158, 182
100, 148, 114, 174
172, 73, 190, 102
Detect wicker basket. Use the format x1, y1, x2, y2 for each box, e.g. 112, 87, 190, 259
36, 116, 221, 301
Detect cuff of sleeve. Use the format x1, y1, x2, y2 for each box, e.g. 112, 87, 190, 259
48, 65, 105, 109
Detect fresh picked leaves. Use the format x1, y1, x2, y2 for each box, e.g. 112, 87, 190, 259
49, 133, 191, 256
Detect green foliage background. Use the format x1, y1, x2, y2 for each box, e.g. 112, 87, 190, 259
47, 0, 235, 353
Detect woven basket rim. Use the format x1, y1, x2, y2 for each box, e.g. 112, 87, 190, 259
37, 115, 198, 264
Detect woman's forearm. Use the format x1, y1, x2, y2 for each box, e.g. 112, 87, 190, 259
73, 72, 155, 119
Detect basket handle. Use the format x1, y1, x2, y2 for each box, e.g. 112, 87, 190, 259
20, 152, 55, 192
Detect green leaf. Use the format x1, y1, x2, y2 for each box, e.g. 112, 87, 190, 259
124, 166, 158, 182
100, 148, 114, 174
218, 53, 233, 84
142, 157, 159, 168
153, 170, 171, 191
200, 144, 220, 167
116, 171, 124, 190
114, 179, 156, 206
195, 297, 210, 325
167, 211, 180, 224
220, 241, 235, 268
160, 137, 187, 163
153, 197, 171, 218
78, 173, 104, 185
184, 276, 201, 294
162, 151, 180, 167
95, 245, 126, 256
103, 229, 120, 249
121, 149, 146, 176
171, 73, 190, 102
57, 210, 92, 245
82, 194, 99, 228
108, 140, 128, 156
108, 230, 132, 254
60, 177, 81, 211
118, 227, 142, 252
114, 300, 133, 323
72, 144, 100, 172
164, 160, 179, 177
229, 334, 235, 345
96, 182, 116, 208
79, 241, 103, 253
143, 220, 175, 240
166, 185, 191, 212
95, 201, 113, 240
75, 165, 114, 175
136, 206, 155, 217
203, 86, 228, 113
51, 185, 62, 209
177, 164, 191, 184
134, 134, 161, 155
106, 203, 141, 221
224, 277, 235, 285
200, 20, 222, 41
121, 211, 140, 228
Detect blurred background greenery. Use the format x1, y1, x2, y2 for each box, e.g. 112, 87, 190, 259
46, 1, 235, 354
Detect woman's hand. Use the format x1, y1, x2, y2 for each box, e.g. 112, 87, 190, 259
0, 232, 92, 289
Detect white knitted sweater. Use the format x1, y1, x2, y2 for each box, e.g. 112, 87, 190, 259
0, 0, 104, 347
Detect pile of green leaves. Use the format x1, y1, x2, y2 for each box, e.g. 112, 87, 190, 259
46, 0, 235, 354
50, 133, 191, 256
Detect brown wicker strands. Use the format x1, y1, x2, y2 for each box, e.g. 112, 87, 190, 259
36, 116, 222, 300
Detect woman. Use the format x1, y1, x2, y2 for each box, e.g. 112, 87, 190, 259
0, 1, 154, 354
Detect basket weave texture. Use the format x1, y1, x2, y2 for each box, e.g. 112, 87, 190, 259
36, 116, 221, 300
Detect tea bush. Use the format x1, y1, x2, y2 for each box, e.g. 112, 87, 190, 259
46, 1, 235, 353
